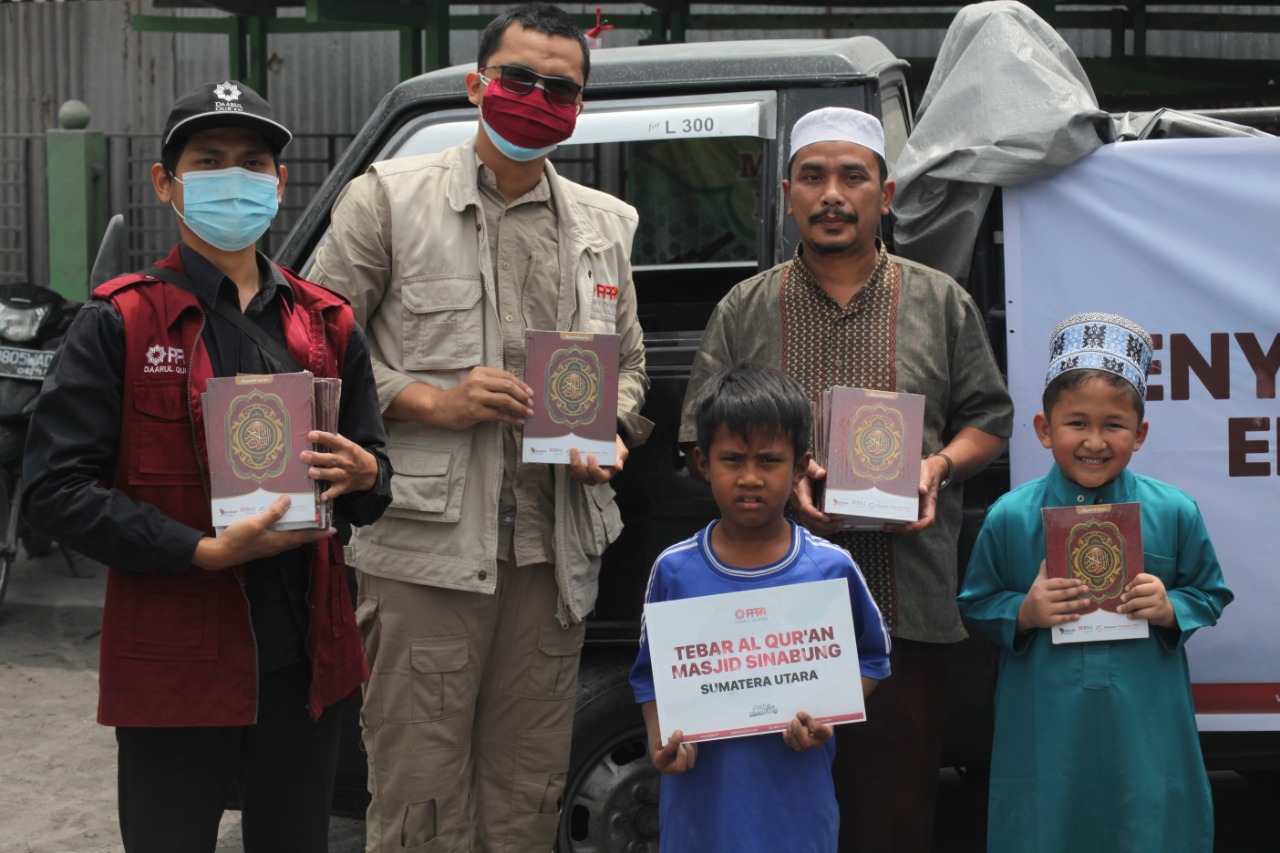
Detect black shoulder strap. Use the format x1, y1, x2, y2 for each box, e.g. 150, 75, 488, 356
142, 266, 304, 373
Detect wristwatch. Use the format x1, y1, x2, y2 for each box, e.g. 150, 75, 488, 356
931, 451, 954, 490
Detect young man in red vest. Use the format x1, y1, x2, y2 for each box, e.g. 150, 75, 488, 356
24, 81, 391, 853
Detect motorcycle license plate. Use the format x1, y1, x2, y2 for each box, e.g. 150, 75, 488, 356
0, 345, 54, 380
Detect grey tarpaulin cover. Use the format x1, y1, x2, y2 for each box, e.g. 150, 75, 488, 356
889, 1, 1113, 283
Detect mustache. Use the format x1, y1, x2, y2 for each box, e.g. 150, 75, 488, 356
809, 208, 857, 224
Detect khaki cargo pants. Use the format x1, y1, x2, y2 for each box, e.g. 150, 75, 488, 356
356, 563, 585, 852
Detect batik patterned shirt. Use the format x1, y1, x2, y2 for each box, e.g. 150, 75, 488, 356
679, 246, 1013, 642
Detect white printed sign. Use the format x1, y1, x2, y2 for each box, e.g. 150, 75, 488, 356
644, 579, 865, 743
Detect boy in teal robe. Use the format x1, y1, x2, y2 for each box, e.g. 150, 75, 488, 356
958, 313, 1232, 852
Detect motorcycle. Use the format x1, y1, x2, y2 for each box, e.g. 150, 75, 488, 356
0, 282, 80, 609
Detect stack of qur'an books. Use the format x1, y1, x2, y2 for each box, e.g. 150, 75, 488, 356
203, 371, 340, 533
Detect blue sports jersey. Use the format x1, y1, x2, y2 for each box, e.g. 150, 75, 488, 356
631, 520, 890, 852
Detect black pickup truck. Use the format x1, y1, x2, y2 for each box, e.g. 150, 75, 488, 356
274, 36, 1278, 853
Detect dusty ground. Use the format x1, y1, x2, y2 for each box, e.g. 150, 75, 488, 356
0, 551, 365, 853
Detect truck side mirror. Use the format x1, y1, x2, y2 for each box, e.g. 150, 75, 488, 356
89, 213, 128, 291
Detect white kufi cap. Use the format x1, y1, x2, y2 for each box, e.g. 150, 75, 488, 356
789, 107, 885, 162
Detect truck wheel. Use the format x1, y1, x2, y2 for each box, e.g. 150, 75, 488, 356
558, 659, 660, 853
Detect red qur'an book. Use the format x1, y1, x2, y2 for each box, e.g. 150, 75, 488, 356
522, 330, 620, 465
203, 371, 323, 533
818, 386, 925, 528
1043, 502, 1149, 644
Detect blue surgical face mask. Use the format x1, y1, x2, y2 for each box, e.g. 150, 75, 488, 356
479, 116, 558, 163
172, 167, 280, 252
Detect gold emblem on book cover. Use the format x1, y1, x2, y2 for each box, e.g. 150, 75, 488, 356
848, 404, 904, 481
225, 390, 290, 481
545, 346, 602, 427
1065, 521, 1127, 602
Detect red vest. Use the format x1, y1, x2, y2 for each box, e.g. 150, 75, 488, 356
92, 246, 368, 727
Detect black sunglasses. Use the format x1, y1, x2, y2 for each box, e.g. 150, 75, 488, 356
479, 65, 583, 108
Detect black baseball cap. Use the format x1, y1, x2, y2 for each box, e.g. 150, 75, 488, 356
162, 80, 292, 153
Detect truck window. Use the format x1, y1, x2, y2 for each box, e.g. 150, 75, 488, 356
880, 84, 910, 173
304, 93, 777, 334
627, 135, 761, 266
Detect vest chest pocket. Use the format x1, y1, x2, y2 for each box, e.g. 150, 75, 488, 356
129, 381, 202, 486
401, 276, 484, 371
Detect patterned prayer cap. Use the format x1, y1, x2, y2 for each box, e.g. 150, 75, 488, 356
1045, 313, 1154, 398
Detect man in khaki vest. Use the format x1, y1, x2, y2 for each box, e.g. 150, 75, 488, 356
312, 4, 650, 850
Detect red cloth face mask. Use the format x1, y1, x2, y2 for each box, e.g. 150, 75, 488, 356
480, 77, 579, 150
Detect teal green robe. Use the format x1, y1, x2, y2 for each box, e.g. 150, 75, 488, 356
957, 465, 1232, 852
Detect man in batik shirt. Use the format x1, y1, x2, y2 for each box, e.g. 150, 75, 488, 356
679, 106, 1013, 853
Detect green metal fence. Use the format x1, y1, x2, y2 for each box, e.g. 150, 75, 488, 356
0, 134, 45, 287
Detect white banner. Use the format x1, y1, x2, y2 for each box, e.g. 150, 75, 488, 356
643, 579, 865, 743
1003, 136, 1280, 730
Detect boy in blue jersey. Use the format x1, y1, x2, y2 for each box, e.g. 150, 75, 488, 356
957, 313, 1232, 851
630, 364, 891, 852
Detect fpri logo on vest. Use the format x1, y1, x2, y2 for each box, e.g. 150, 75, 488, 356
144, 344, 187, 374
